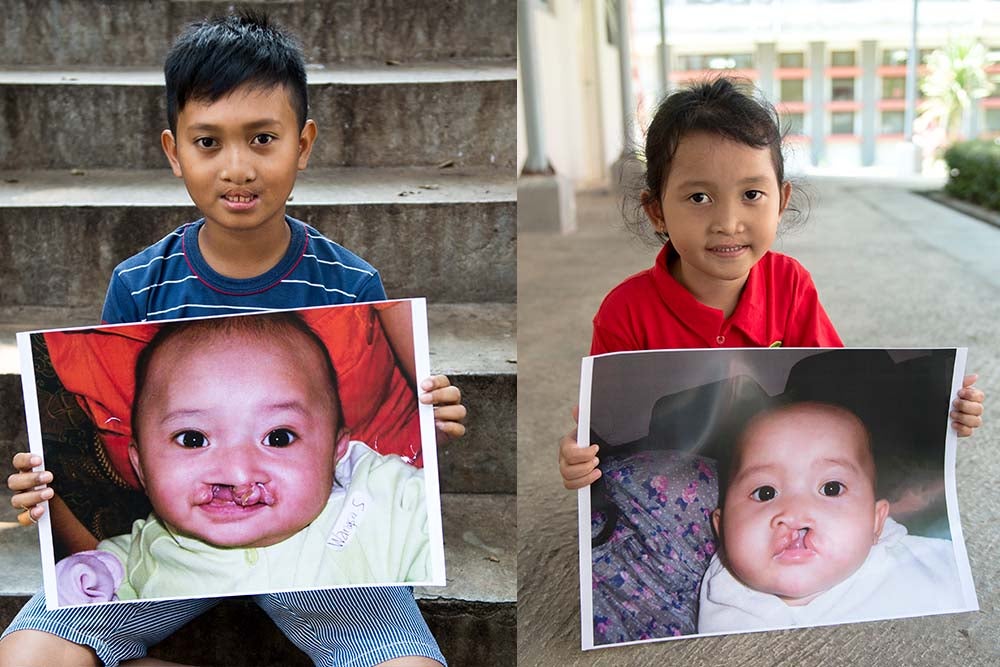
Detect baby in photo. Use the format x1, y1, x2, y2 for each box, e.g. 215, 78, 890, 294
699, 400, 964, 632
56, 311, 429, 604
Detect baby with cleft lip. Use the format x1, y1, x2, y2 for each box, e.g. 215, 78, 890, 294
56, 311, 430, 605
698, 401, 966, 633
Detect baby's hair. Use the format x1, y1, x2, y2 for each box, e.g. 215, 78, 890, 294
624, 76, 809, 243
131, 312, 342, 442
717, 400, 876, 507
164, 9, 308, 134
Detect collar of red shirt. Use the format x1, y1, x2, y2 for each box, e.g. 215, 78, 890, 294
650, 242, 770, 346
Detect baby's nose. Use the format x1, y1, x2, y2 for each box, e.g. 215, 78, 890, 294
770, 498, 813, 530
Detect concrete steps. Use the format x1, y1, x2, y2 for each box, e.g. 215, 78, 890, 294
0, 168, 515, 305
0, 64, 516, 170
0, 492, 515, 666
1, 0, 515, 67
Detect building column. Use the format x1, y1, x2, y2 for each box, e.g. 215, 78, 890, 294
611, 0, 641, 187
516, 0, 576, 233
809, 41, 826, 166
657, 0, 671, 100
860, 40, 877, 167
757, 42, 776, 101
897, 0, 921, 174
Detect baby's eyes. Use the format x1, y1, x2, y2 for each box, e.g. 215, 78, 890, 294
174, 430, 208, 448
750, 485, 777, 502
263, 428, 297, 447
820, 481, 845, 497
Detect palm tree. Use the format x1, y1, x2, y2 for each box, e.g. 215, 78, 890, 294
918, 39, 994, 142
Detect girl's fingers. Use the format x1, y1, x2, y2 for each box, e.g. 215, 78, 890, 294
560, 442, 598, 465
953, 397, 984, 415
563, 467, 602, 490
951, 410, 982, 429
953, 422, 974, 438
560, 457, 600, 480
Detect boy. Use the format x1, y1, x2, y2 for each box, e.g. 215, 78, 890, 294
2, 11, 462, 667
57, 312, 431, 604
699, 401, 966, 633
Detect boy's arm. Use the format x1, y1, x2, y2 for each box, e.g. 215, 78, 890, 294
356, 272, 388, 303
101, 271, 143, 324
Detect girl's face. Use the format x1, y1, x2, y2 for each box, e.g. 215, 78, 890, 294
643, 131, 791, 303
129, 331, 340, 548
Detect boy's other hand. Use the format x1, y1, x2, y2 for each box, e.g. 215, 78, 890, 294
419, 375, 466, 444
7, 453, 54, 526
559, 406, 601, 490
952, 374, 985, 438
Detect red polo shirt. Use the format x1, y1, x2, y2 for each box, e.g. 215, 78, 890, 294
591, 244, 842, 354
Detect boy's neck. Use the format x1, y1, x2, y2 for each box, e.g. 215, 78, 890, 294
668, 255, 747, 319
197, 217, 292, 280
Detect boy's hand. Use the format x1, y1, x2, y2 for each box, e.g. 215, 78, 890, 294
952, 374, 985, 438
7, 453, 54, 526
559, 406, 601, 490
419, 375, 466, 444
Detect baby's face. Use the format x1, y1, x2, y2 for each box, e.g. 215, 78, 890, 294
130, 331, 340, 548
713, 403, 889, 606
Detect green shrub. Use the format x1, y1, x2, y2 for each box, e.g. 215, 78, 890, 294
943, 139, 1000, 212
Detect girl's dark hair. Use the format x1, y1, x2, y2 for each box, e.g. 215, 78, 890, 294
131, 312, 342, 441
625, 76, 809, 242
164, 9, 308, 134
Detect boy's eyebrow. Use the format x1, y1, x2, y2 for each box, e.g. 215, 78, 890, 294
186, 118, 286, 133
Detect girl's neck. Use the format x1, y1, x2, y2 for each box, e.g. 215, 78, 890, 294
198, 218, 292, 279
668, 254, 748, 319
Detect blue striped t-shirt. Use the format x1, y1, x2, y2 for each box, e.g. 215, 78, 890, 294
101, 216, 386, 324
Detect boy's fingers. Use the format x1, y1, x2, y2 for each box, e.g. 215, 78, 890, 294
7, 470, 52, 493
435, 420, 466, 439
952, 398, 984, 417
10, 488, 53, 512
420, 375, 451, 392
420, 385, 461, 406
433, 404, 467, 422
563, 467, 602, 490
16, 506, 43, 527
11, 453, 41, 473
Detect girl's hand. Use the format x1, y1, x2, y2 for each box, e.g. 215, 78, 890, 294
7, 453, 54, 526
559, 406, 602, 490
419, 375, 467, 444
952, 374, 985, 438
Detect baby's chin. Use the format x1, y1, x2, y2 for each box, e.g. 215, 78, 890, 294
174, 520, 312, 549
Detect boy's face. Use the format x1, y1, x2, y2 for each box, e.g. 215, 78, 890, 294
161, 84, 317, 237
712, 403, 890, 606
129, 329, 340, 548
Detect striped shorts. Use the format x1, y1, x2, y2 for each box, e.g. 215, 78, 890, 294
2, 587, 445, 667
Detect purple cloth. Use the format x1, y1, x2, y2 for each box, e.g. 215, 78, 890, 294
55, 550, 124, 606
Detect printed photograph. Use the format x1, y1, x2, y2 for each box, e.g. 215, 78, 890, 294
17, 299, 445, 609
577, 348, 979, 649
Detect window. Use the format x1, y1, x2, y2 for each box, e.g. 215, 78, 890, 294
780, 79, 805, 102
881, 111, 905, 134
779, 52, 805, 68
883, 47, 936, 66
680, 53, 753, 70
831, 78, 855, 101
831, 111, 855, 134
782, 113, 805, 135
882, 77, 906, 99
831, 50, 856, 67
986, 109, 1000, 132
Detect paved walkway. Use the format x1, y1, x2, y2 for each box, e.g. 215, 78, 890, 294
517, 177, 1000, 666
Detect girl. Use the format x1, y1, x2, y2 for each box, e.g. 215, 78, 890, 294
558, 76, 984, 489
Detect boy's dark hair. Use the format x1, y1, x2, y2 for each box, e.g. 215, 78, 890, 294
131, 312, 342, 441
626, 76, 808, 242
164, 9, 308, 134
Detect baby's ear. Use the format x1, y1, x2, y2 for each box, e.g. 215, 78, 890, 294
128, 442, 146, 488
711, 507, 722, 539
872, 498, 890, 543
334, 428, 351, 462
